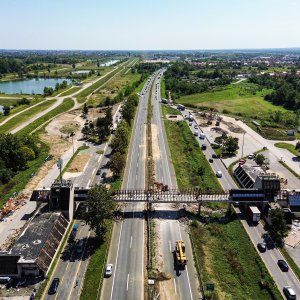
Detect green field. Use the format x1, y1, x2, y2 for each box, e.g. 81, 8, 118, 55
160, 76, 166, 99
275, 142, 299, 156
59, 86, 81, 96
178, 82, 287, 119
0, 99, 56, 133
18, 98, 74, 136
190, 219, 282, 300
162, 105, 222, 191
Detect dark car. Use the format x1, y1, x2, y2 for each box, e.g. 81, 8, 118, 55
209, 158, 213, 163
48, 278, 60, 295
278, 259, 289, 272
212, 154, 218, 159
96, 169, 101, 175
101, 172, 107, 179
257, 243, 266, 253
283, 286, 296, 300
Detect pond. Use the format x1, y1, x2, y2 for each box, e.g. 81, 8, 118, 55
0, 78, 72, 95
100, 60, 119, 67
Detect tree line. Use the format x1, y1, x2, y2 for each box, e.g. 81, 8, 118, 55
0, 134, 40, 184
43, 80, 68, 96
249, 72, 300, 110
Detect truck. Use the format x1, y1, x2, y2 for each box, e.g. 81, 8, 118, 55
247, 206, 261, 224
175, 240, 187, 269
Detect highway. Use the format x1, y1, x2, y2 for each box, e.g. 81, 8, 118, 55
152, 72, 200, 299
42, 219, 90, 300
175, 107, 300, 298
101, 74, 157, 300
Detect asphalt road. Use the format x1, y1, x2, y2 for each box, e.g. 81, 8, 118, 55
101, 73, 158, 300
152, 73, 201, 300
174, 107, 300, 298
43, 219, 90, 300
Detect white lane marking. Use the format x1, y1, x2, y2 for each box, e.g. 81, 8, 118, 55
169, 240, 172, 252
130, 236, 132, 249
174, 278, 177, 294
110, 221, 123, 300
178, 223, 193, 300
126, 273, 130, 291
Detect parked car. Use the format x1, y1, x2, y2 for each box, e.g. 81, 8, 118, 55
283, 286, 296, 300
278, 259, 289, 272
209, 158, 213, 163
212, 154, 218, 159
101, 172, 107, 179
194, 125, 198, 129
48, 278, 60, 295
189, 122, 192, 126
96, 169, 101, 175
201, 144, 207, 150
257, 243, 267, 253
105, 264, 113, 277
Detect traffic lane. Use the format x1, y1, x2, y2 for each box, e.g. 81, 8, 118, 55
236, 209, 300, 297
43, 221, 90, 300
184, 117, 236, 191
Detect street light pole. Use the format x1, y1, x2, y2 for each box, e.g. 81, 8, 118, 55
241, 132, 245, 159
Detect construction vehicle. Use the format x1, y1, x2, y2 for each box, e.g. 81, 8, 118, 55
153, 182, 168, 192
175, 240, 187, 269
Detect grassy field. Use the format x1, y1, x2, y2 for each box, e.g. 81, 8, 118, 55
76, 60, 129, 103
0, 98, 41, 120
178, 82, 286, 119
162, 105, 222, 192
58, 86, 81, 96
275, 142, 299, 156
88, 69, 141, 106
0, 100, 55, 133
190, 219, 282, 300
18, 98, 74, 136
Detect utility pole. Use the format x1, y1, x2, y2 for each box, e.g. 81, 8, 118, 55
57, 158, 63, 184
241, 132, 245, 159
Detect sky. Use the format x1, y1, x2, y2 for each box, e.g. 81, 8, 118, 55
1, 0, 300, 50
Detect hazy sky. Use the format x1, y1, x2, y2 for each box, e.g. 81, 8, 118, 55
1, 0, 300, 50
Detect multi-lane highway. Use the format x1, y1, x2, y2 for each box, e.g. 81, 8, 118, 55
176, 107, 300, 298
101, 74, 157, 300
152, 72, 200, 299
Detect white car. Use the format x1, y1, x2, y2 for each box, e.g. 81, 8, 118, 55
216, 171, 222, 178
105, 264, 113, 277
194, 131, 199, 136
248, 153, 256, 159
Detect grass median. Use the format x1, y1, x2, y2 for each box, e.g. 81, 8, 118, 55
162, 105, 222, 191
275, 142, 299, 157
190, 217, 283, 300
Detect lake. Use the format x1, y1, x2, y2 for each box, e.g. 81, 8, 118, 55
100, 60, 119, 67
0, 78, 72, 95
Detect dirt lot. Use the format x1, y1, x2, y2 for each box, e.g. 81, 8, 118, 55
22, 110, 85, 197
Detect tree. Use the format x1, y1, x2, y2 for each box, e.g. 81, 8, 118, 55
110, 152, 126, 177
20, 146, 35, 161
96, 107, 113, 141
3, 105, 10, 116
269, 208, 290, 246
255, 154, 266, 166
82, 185, 115, 239
82, 103, 88, 116
295, 141, 300, 151
111, 121, 129, 153
223, 136, 239, 154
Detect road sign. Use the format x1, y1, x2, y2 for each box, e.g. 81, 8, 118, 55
206, 283, 215, 291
